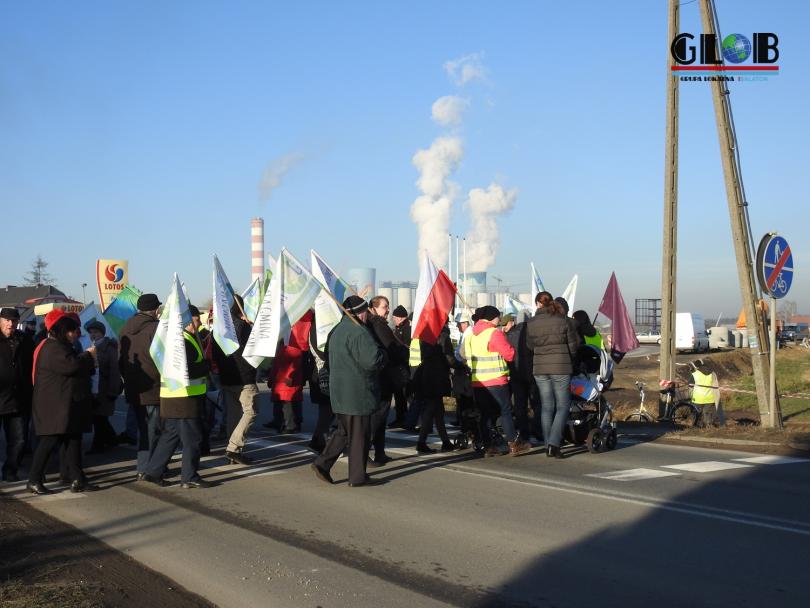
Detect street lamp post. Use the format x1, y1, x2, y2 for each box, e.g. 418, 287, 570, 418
81, 283, 87, 305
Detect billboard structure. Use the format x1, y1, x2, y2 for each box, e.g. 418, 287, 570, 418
96, 259, 129, 312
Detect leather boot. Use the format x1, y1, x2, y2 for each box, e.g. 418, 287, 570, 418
508, 438, 532, 457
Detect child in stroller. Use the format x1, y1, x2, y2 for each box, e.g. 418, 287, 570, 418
565, 344, 617, 453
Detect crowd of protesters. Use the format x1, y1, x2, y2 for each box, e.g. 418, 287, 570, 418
0, 287, 605, 493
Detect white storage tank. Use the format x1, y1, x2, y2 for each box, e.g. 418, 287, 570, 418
476, 292, 493, 308
397, 287, 414, 315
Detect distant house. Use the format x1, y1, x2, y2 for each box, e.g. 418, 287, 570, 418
790, 315, 810, 326
0, 285, 69, 320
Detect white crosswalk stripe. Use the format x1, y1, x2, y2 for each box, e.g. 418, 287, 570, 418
586, 468, 681, 482
662, 461, 753, 473
733, 455, 810, 465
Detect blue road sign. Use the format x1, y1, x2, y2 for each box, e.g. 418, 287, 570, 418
757, 234, 793, 299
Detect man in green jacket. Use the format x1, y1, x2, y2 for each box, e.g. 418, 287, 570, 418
311, 296, 387, 487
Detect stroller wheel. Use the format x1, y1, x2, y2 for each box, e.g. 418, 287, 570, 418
586, 428, 605, 453
454, 433, 469, 450
605, 429, 618, 451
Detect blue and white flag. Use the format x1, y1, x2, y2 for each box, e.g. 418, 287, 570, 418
149, 273, 193, 390
212, 255, 239, 355
310, 250, 345, 350
311, 249, 352, 304
531, 262, 545, 296
241, 277, 262, 323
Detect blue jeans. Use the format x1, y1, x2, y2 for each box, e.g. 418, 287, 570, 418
473, 384, 517, 444
135, 404, 161, 473
534, 374, 571, 448
125, 404, 138, 440
146, 417, 203, 484
1, 414, 24, 475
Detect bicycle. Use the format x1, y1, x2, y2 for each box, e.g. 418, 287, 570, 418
624, 379, 701, 426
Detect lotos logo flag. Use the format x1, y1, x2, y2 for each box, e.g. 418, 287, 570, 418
96, 259, 129, 312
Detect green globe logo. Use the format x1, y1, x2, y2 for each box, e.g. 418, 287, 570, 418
722, 33, 752, 63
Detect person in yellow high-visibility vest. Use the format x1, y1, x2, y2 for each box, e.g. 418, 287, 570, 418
143, 305, 212, 489
460, 306, 532, 457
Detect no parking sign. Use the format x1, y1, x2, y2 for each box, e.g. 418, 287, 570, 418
756, 234, 793, 299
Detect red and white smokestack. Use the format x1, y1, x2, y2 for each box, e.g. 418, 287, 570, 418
251, 218, 265, 281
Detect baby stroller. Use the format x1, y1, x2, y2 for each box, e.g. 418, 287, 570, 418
564, 345, 617, 453
453, 390, 485, 452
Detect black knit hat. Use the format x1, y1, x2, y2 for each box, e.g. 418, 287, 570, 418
392, 305, 408, 318
0, 307, 20, 321
478, 305, 500, 322
343, 295, 369, 315
188, 304, 201, 318
137, 293, 161, 312
84, 320, 106, 334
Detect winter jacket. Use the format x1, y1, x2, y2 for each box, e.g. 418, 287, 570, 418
367, 313, 409, 399
327, 315, 386, 416
31, 338, 95, 435
505, 322, 535, 383
269, 311, 313, 402
92, 336, 122, 417
212, 315, 256, 386
0, 330, 34, 416
160, 333, 209, 419
461, 320, 515, 388
393, 319, 411, 346
524, 307, 580, 376
118, 312, 161, 406
411, 326, 455, 399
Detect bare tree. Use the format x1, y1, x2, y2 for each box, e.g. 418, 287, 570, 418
23, 255, 55, 286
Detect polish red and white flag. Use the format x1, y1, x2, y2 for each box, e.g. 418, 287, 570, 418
411, 252, 457, 345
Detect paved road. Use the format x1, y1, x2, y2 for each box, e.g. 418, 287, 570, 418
3, 390, 809, 607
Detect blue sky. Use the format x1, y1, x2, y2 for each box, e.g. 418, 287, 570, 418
1, 0, 807, 318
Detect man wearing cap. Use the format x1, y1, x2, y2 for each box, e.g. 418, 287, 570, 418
452, 310, 474, 428
118, 293, 163, 479
143, 305, 212, 488
388, 305, 410, 428
461, 305, 531, 457
311, 295, 387, 487
0, 308, 34, 482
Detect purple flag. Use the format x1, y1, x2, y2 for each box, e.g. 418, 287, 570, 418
598, 272, 639, 361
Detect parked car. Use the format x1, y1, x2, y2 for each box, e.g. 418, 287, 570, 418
636, 331, 662, 345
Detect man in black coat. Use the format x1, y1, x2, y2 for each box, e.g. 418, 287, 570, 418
389, 305, 410, 428
411, 325, 455, 454
0, 308, 34, 482
118, 293, 162, 478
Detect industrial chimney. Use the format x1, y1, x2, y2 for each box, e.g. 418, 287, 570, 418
251, 218, 264, 281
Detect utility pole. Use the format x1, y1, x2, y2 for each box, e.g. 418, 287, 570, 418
698, 0, 777, 427
659, 0, 679, 416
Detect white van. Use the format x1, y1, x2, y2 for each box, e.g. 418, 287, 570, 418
676, 313, 710, 352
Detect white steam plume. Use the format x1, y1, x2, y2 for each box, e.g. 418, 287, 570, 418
410, 136, 464, 268
258, 152, 304, 201
431, 95, 468, 127
465, 183, 517, 272
443, 52, 487, 86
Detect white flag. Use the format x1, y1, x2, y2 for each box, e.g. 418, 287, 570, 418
561, 274, 578, 317
243, 249, 322, 368
149, 273, 192, 389
311, 250, 347, 350
212, 255, 239, 355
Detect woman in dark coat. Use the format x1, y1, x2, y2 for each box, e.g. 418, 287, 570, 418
27, 310, 97, 494
412, 325, 455, 454
86, 321, 122, 453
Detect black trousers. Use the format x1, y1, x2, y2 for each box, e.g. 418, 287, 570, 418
146, 417, 204, 484
1, 414, 24, 475
392, 387, 408, 423
512, 377, 541, 439
29, 433, 83, 484
90, 414, 118, 450
417, 397, 450, 445
369, 395, 391, 461
310, 400, 334, 449
315, 413, 370, 485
